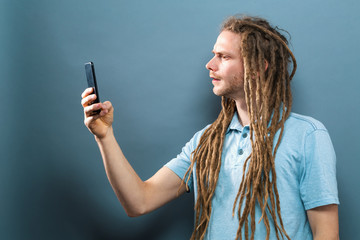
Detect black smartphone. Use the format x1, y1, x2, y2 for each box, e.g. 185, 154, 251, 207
85, 61, 101, 114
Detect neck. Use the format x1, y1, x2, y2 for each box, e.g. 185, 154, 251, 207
235, 99, 250, 126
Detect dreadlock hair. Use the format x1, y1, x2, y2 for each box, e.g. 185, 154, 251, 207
181, 15, 297, 240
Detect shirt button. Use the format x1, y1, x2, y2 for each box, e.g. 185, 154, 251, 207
242, 133, 248, 138
238, 149, 244, 155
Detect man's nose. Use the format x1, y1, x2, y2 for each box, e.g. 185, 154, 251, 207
206, 57, 217, 71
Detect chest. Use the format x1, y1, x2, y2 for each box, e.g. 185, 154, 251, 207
217, 130, 304, 196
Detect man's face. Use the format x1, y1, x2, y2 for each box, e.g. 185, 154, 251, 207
206, 30, 245, 101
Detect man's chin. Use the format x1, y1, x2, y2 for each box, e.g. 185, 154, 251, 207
213, 87, 226, 97
212, 89, 222, 97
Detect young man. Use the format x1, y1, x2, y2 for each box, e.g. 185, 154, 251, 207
81, 16, 339, 240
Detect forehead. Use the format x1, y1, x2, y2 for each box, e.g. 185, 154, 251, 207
213, 30, 242, 54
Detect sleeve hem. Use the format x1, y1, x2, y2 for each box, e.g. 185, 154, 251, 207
304, 198, 340, 210
164, 165, 193, 192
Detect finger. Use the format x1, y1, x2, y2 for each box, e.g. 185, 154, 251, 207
84, 103, 102, 116
99, 108, 109, 117
81, 87, 94, 99
84, 115, 100, 126
81, 94, 97, 107
86, 105, 109, 119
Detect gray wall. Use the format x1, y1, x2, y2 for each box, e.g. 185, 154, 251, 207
1, 0, 359, 239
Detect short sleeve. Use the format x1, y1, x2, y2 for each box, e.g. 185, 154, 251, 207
165, 125, 209, 192
300, 129, 339, 210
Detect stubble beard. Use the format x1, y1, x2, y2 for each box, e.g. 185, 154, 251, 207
213, 75, 245, 101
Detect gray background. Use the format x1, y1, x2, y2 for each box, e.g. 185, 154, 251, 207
1, 0, 359, 239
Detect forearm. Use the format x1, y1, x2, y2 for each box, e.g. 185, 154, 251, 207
95, 127, 146, 217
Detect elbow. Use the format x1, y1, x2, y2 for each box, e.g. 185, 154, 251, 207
127, 213, 139, 218
127, 212, 142, 218
121, 198, 148, 217
125, 206, 147, 218
116, 183, 151, 218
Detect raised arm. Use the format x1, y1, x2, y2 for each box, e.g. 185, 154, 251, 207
81, 88, 187, 217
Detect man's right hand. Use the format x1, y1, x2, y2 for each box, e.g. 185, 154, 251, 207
81, 87, 114, 139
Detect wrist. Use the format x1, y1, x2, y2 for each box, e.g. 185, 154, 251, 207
95, 126, 114, 142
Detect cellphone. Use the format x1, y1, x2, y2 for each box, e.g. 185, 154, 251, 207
85, 61, 101, 114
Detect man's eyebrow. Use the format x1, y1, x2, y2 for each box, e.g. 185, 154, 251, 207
212, 50, 234, 56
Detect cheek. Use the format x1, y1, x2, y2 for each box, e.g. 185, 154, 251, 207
229, 67, 244, 81
230, 70, 245, 87
227, 63, 243, 75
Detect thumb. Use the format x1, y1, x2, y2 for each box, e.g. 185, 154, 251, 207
102, 101, 113, 110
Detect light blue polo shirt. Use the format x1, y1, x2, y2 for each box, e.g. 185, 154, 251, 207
165, 112, 339, 240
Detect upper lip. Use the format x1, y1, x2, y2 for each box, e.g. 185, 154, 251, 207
210, 74, 220, 80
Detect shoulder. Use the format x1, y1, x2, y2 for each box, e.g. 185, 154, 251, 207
285, 112, 328, 135
189, 123, 212, 148
278, 112, 332, 151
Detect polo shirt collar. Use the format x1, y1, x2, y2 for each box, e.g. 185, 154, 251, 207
225, 107, 285, 134
226, 112, 244, 134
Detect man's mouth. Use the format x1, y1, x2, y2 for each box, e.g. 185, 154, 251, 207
210, 75, 221, 81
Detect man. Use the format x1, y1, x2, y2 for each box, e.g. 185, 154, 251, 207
81, 15, 339, 240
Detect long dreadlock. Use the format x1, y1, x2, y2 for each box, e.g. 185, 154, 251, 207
181, 15, 297, 240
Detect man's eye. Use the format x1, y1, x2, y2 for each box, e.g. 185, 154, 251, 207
222, 56, 230, 60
